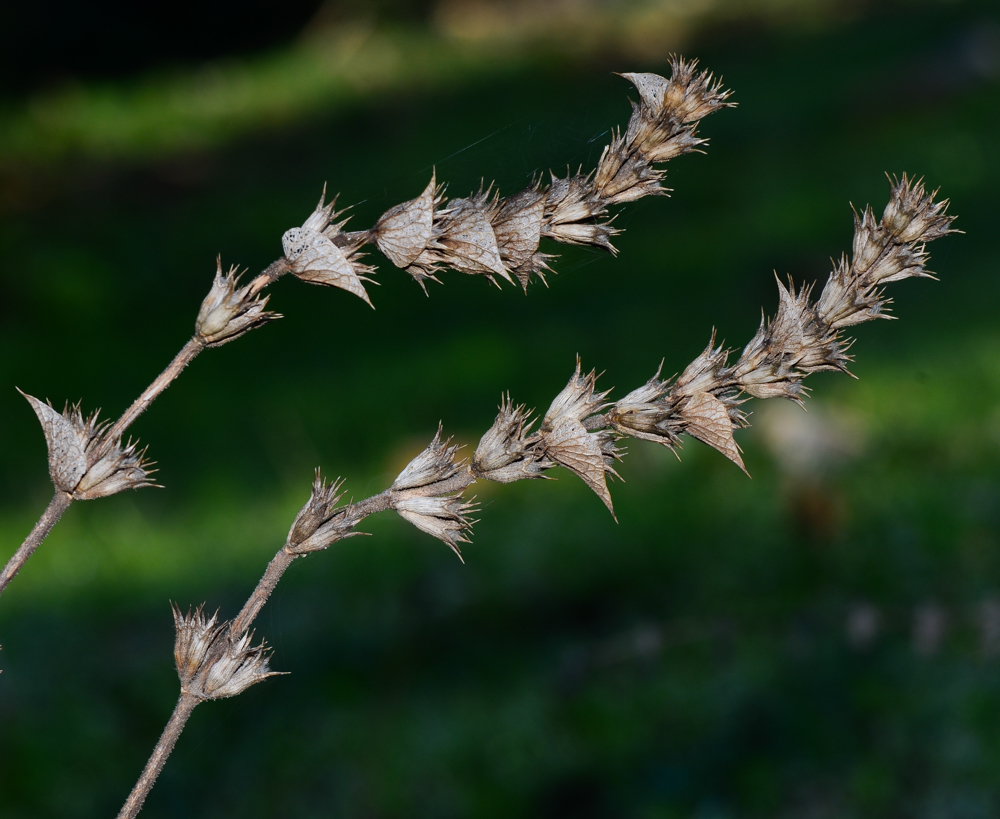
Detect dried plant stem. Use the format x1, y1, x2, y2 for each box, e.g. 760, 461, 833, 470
116, 693, 200, 819
229, 549, 298, 637
0, 491, 72, 595
104, 338, 205, 444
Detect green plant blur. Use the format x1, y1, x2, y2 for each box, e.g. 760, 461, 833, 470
2, 1, 999, 816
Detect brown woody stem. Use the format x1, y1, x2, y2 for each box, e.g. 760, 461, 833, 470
104, 338, 205, 444
116, 693, 200, 819
0, 491, 73, 596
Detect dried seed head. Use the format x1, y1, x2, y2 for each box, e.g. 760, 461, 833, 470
282, 226, 376, 308
434, 188, 513, 286
20, 391, 156, 499
374, 172, 440, 269
472, 394, 553, 483
542, 171, 619, 252
391, 424, 468, 494
538, 358, 620, 516
173, 604, 225, 688
606, 364, 681, 447
542, 357, 613, 430
286, 470, 359, 555
393, 493, 478, 560
196, 259, 281, 347
491, 187, 551, 291
172, 604, 283, 700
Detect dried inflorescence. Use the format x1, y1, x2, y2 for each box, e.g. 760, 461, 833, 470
285, 470, 360, 554
604, 175, 956, 473
172, 604, 282, 700
278, 56, 733, 302
388, 426, 477, 558
20, 392, 156, 500
196, 259, 282, 347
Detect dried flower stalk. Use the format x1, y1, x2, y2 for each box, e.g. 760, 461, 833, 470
2, 58, 728, 598
118, 176, 954, 815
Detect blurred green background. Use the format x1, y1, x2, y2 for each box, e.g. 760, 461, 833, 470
2, 0, 999, 816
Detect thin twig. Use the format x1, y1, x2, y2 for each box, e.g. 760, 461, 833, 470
0, 491, 72, 595
116, 693, 200, 819
104, 338, 205, 444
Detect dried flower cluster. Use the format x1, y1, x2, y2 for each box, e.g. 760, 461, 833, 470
285, 57, 733, 299
172, 605, 281, 700
19, 392, 156, 500
0, 55, 959, 819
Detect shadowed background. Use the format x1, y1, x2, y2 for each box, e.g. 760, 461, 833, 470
1, 0, 999, 816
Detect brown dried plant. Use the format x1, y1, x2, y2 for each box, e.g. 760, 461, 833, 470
0, 59, 956, 818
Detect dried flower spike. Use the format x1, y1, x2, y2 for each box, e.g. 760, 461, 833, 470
172, 604, 283, 700
20, 391, 156, 499
196, 259, 282, 347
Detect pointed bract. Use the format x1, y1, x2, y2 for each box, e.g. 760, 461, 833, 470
392, 424, 467, 492
394, 494, 478, 559
374, 172, 438, 269
286, 470, 358, 554
196, 260, 281, 347
473, 395, 553, 483
282, 227, 375, 307
20, 391, 156, 499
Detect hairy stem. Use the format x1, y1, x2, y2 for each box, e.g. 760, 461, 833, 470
230, 548, 298, 637
0, 491, 73, 595
117, 693, 200, 819
105, 338, 205, 444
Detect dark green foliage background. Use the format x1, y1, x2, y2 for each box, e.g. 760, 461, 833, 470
2, 2, 999, 816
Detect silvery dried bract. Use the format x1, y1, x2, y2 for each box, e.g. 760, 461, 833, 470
373, 172, 441, 270
172, 604, 282, 700
20, 392, 156, 499
606, 364, 681, 448
542, 357, 613, 429
491, 187, 552, 291
286, 470, 359, 554
196, 261, 281, 347
391, 424, 467, 494
393, 494, 478, 560
472, 395, 553, 483
676, 390, 746, 474
282, 190, 377, 307
539, 359, 621, 516
429, 188, 513, 287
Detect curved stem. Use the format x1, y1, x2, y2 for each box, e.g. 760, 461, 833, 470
0, 491, 72, 596
117, 693, 200, 819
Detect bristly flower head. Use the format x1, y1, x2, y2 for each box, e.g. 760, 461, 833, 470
389, 425, 476, 556
196, 259, 281, 347
172, 604, 283, 700
538, 358, 622, 517
390, 424, 468, 494
282, 188, 377, 307
472, 394, 553, 483
285, 470, 360, 555
393, 494, 478, 561
20, 391, 156, 499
